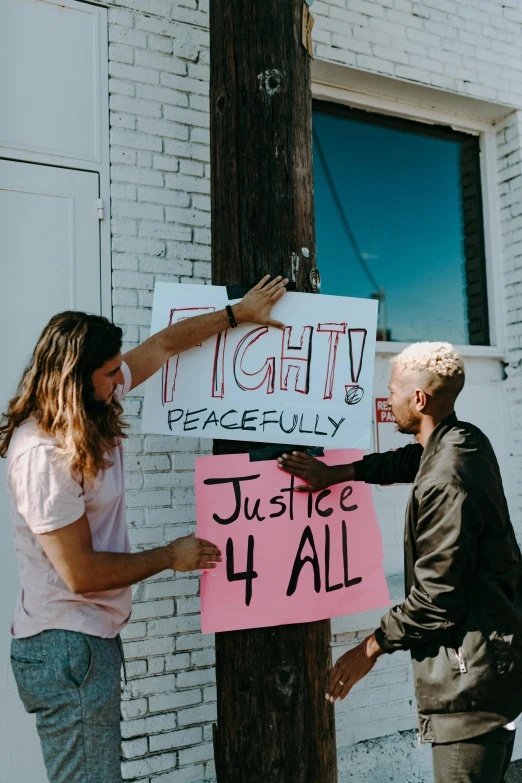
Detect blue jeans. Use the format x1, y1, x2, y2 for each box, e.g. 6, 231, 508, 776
11, 630, 123, 783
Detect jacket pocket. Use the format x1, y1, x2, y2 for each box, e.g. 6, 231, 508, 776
489, 629, 522, 683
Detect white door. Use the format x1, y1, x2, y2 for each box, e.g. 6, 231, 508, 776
0, 160, 102, 783
0, 0, 105, 167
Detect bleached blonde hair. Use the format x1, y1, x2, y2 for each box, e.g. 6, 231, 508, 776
391, 342, 465, 397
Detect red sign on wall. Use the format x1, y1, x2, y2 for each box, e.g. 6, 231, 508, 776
374, 398, 416, 454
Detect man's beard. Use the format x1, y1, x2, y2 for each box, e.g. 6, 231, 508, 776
84, 383, 114, 418
394, 405, 420, 436
397, 422, 416, 435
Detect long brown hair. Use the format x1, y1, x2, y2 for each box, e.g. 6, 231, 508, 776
0, 312, 127, 483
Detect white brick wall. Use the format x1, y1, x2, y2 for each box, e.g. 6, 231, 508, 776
84, 0, 522, 780
332, 629, 417, 747
313, 0, 522, 106
92, 2, 215, 780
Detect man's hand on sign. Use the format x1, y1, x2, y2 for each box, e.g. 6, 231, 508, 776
124, 275, 289, 391
277, 451, 355, 492
233, 274, 289, 330
326, 634, 383, 703
166, 533, 222, 572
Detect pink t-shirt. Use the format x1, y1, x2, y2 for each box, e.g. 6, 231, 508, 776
7, 362, 133, 639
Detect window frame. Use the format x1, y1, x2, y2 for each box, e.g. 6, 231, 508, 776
311, 82, 505, 359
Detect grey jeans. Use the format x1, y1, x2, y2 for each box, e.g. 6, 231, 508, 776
11, 629, 123, 783
432, 727, 515, 783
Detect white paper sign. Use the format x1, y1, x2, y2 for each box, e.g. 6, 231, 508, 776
142, 283, 378, 448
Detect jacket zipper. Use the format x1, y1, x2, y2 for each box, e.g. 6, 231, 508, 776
454, 648, 467, 674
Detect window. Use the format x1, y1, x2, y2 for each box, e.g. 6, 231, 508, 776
312, 101, 489, 346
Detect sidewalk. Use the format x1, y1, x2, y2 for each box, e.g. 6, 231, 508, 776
507, 761, 522, 782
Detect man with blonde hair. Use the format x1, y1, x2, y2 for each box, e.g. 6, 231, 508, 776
1, 275, 288, 783
279, 341, 522, 783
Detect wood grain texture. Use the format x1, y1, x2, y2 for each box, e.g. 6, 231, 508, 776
210, 2, 337, 780
210, 0, 316, 291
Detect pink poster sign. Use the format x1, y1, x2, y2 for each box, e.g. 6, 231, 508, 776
196, 450, 390, 634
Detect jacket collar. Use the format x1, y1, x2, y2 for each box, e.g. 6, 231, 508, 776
419, 411, 458, 466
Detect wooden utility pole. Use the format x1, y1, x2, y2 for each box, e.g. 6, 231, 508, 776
210, 2, 337, 781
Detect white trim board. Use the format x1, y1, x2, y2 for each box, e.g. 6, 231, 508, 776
312, 60, 515, 132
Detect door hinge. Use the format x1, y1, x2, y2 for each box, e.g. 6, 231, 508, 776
97, 199, 104, 220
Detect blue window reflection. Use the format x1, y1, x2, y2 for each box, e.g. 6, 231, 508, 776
313, 103, 489, 345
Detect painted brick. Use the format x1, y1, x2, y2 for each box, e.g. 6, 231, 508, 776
122, 737, 148, 759
137, 117, 190, 141
122, 751, 177, 780
149, 688, 202, 714
175, 633, 215, 652
121, 621, 147, 640
164, 139, 210, 162
127, 674, 177, 699
111, 128, 163, 152
178, 742, 214, 766
146, 579, 199, 599
109, 61, 160, 86
126, 660, 148, 678
136, 83, 189, 107
149, 727, 203, 752
125, 489, 171, 507
139, 222, 192, 242
111, 164, 164, 187
125, 454, 171, 472
148, 656, 167, 674
121, 698, 148, 721
165, 653, 192, 671
176, 597, 200, 615
150, 766, 205, 783
148, 615, 201, 636
139, 186, 191, 207
176, 669, 215, 689
177, 703, 217, 728
132, 600, 175, 620
135, 49, 188, 77
190, 649, 215, 668
124, 636, 175, 659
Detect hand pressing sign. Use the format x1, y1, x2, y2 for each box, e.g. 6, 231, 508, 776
167, 532, 222, 572
277, 450, 355, 492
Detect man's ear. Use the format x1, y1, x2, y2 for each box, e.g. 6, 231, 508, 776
414, 388, 428, 412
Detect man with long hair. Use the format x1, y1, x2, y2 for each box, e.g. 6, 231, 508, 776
279, 342, 522, 783
1, 274, 287, 783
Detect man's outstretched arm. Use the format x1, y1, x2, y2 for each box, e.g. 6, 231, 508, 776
277, 443, 423, 491
123, 274, 288, 391
37, 514, 221, 594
